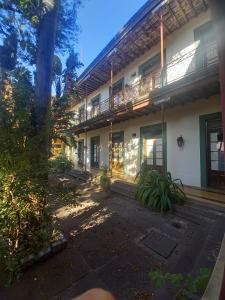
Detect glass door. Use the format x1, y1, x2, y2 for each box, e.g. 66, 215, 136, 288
91, 136, 100, 169
141, 124, 166, 174
78, 140, 84, 168
207, 118, 225, 189
112, 131, 124, 174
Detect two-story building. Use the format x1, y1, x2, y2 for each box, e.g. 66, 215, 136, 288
68, 0, 225, 190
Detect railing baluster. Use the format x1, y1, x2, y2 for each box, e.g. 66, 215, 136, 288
76, 41, 218, 126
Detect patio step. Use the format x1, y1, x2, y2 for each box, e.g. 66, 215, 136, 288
66, 169, 92, 182
184, 185, 225, 205
111, 180, 136, 199
111, 180, 225, 208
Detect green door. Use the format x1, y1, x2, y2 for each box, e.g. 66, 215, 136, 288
200, 113, 225, 189
91, 136, 100, 169
140, 123, 166, 174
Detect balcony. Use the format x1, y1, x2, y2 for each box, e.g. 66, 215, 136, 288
74, 41, 219, 134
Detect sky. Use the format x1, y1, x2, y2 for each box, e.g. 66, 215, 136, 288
76, 0, 147, 76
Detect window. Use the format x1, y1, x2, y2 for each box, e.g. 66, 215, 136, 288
78, 140, 84, 167
141, 124, 166, 174
79, 105, 86, 123
194, 22, 217, 68
112, 131, 124, 173
110, 78, 124, 108
139, 53, 161, 77
90, 95, 100, 117
91, 136, 100, 168
138, 53, 163, 95
194, 22, 215, 44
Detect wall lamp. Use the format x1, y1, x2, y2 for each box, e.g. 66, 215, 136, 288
177, 136, 184, 148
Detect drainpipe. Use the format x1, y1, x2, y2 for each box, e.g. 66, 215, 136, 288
160, 11, 164, 72
84, 128, 87, 172
109, 120, 113, 178
109, 56, 114, 177
84, 81, 88, 172
110, 61, 113, 110
209, 0, 225, 173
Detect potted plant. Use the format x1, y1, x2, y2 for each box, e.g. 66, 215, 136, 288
100, 165, 111, 192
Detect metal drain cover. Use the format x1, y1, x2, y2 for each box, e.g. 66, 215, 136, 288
142, 230, 177, 258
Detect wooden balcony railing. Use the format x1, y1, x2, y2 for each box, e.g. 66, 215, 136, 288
77, 41, 218, 125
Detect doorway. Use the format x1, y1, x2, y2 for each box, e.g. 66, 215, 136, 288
90, 136, 100, 169
200, 113, 225, 189
140, 123, 166, 174
78, 139, 84, 168
112, 131, 124, 174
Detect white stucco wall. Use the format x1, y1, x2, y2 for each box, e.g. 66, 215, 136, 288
74, 10, 212, 115
67, 9, 221, 188
70, 95, 221, 187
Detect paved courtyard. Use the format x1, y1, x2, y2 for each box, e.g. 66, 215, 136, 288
1, 178, 225, 300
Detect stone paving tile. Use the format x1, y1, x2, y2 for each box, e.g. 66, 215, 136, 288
71, 214, 139, 270
51, 275, 109, 300
0, 247, 88, 300
98, 242, 157, 300
1, 183, 225, 300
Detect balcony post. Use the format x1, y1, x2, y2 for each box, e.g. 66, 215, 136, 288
84, 128, 87, 172
85, 82, 88, 121
109, 121, 113, 178
160, 11, 166, 176
160, 12, 164, 70
209, 0, 225, 172
110, 61, 113, 110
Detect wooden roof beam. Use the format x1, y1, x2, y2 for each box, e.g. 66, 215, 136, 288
139, 23, 159, 47
168, 2, 183, 28
176, 0, 189, 22
118, 48, 135, 61
89, 75, 105, 85
201, 0, 208, 10
186, 0, 197, 17
92, 69, 108, 82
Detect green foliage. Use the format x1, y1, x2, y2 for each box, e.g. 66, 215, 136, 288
49, 153, 73, 174
0, 31, 18, 71
0, 176, 53, 283
149, 270, 183, 289
135, 165, 186, 212
0, 70, 54, 283
184, 268, 211, 295
51, 52, 83, 149
149, 268, 211, 299
100, 165, 111, 192
56, 0, 82, 53
0, 0, 83, 284
50, 183, 79, 206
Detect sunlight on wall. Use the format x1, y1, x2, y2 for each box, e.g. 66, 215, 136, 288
145, 139, 154, 166
124, 137, 139, 177
167, 41, 200, 84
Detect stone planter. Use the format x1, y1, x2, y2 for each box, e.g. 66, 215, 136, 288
20, 233, 67, 270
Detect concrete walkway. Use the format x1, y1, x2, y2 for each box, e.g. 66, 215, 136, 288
1, 182, 225, 300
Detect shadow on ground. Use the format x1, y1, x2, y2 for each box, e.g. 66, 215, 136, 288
1, 178, 225, 300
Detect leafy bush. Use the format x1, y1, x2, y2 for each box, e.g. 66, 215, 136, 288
49, 153, 73, 173
49, 183, 79, 206
135, 165, 186, 212
149, 268, 211, 299
0, 175, 54, 283
100, 165, 111, 192
0, 71, 55, 283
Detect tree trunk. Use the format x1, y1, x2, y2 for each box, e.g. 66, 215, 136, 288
34, 0, 59, 175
